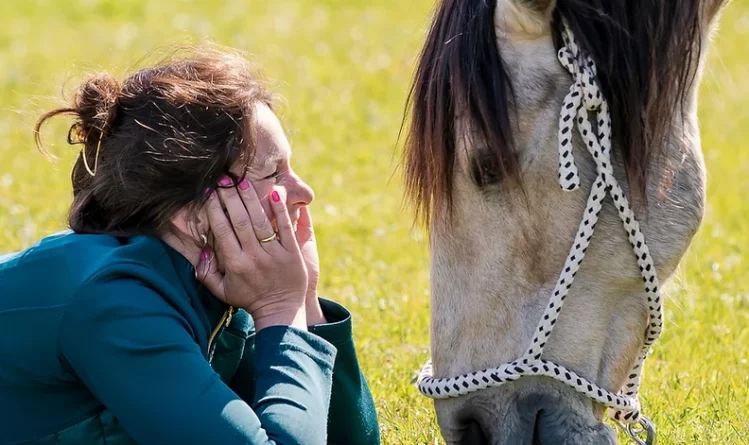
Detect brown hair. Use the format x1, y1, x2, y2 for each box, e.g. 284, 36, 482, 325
35, 45, 274, 236
402, 0, 725, 226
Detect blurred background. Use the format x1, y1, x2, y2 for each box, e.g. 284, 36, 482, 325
0, 1, 747, 443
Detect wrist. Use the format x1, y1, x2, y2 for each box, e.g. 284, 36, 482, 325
252, 303, 307, 332
305, 294, 327, 326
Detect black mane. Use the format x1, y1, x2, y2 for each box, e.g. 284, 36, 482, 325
402, 0, 725, 224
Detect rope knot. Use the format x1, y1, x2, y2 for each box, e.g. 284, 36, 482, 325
582, 66, 602, 111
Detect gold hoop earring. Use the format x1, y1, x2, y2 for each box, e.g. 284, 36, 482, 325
200, 233, 208, 247
82, 130, 105, 177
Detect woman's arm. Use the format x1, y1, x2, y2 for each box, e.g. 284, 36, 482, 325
230, 299, 381, 445
310, 299, 381, 445
58, 278, 336, 445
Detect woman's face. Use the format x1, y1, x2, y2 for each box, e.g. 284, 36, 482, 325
234, 102, 315, 231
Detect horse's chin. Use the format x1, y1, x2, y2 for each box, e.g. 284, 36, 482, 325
435, 380, 618, 445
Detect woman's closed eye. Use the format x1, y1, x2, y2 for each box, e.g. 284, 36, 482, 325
262, 169, 282, 181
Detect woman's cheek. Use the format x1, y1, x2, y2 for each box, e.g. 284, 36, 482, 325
251, 180, 274, 220
252, 179, 286, 229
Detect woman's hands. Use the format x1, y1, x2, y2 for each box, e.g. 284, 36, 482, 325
196, 177, 307, 331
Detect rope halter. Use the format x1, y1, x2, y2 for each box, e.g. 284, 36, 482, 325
415, 20, 661, 444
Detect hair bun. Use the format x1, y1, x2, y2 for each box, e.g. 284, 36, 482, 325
75, 72, 121, 138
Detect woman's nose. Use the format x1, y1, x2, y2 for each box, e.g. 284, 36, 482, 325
286, 172, 315, 207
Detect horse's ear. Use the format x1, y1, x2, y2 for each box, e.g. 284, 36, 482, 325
496, 0, 556, 35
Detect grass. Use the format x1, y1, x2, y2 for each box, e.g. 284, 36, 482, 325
1, 1, 747, 443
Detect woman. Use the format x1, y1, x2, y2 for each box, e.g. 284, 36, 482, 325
0, 46, 380, 445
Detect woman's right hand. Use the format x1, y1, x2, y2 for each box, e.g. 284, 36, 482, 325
196, 176, 308, 331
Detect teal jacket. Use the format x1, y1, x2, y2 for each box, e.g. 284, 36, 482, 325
0, 231, 380, 445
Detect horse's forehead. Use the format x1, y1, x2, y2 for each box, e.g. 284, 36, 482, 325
494, 0, 555, 37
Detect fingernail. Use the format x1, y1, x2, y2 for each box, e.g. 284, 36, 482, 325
198, 255, 210, 279
200, 247, 210, 261
271, 190, 280, 202
239, 179, 250, 190
203, 187, 213, 198
219, 176, 233, 187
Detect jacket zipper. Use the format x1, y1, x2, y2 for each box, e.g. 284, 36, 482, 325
207, 306, 235, 361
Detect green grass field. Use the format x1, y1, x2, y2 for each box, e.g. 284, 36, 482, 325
1, 1, 747, 443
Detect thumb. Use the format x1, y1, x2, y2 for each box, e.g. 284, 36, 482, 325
195, 248, 225, 299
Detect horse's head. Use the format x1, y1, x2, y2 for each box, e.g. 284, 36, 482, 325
403, 0, 727, 443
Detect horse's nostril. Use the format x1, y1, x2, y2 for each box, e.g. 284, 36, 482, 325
533, 407, 618, 445
532, 410, 543, 445
461, 418, 489, 445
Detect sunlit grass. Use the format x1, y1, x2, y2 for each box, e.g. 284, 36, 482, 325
1, 1, 747, 443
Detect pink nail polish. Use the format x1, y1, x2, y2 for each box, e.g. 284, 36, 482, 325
203, 187, 213, 198
219, 176, 233, 187
239, 179, 250, 190
200, 248, 210, 261
271, 191, 280, 202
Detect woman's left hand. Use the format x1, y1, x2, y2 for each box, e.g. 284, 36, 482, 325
296, 206, 326, 325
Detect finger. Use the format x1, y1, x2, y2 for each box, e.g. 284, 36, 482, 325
269, 187, 299, 252
295, 205, 314, 244
217, 176, 257, 250
236, 178, 277, 245
195, 247, 224, 299
204, 186, 242, 261
299, 205, 313, 230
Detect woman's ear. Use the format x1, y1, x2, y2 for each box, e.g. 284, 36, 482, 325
170, 207, 210, 245
496, 0, 557, 36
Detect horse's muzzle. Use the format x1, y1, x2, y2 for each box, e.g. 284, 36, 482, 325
438, 380, 618, 445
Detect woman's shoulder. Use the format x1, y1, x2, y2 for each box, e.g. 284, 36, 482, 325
12, 231, 207, 345
1, 230, 178, 285
0, 230, 194, 317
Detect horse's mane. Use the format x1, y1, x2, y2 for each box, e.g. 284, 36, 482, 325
402, 0, 726, 225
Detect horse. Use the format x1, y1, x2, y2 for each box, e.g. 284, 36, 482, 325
401, 0, 729, 443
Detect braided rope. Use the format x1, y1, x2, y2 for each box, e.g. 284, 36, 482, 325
415, 20, 663, 426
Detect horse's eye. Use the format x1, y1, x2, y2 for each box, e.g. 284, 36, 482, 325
470, 150, 500, 187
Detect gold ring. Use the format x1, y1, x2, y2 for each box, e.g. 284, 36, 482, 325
258, 233, 277, 243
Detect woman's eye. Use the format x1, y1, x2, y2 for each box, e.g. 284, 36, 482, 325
262, 170, 281, 180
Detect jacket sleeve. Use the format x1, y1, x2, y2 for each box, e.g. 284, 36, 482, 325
57, 277, 337, 445
230, 299, 381, 445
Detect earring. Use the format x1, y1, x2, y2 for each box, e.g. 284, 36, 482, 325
195, 233, 211, 280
